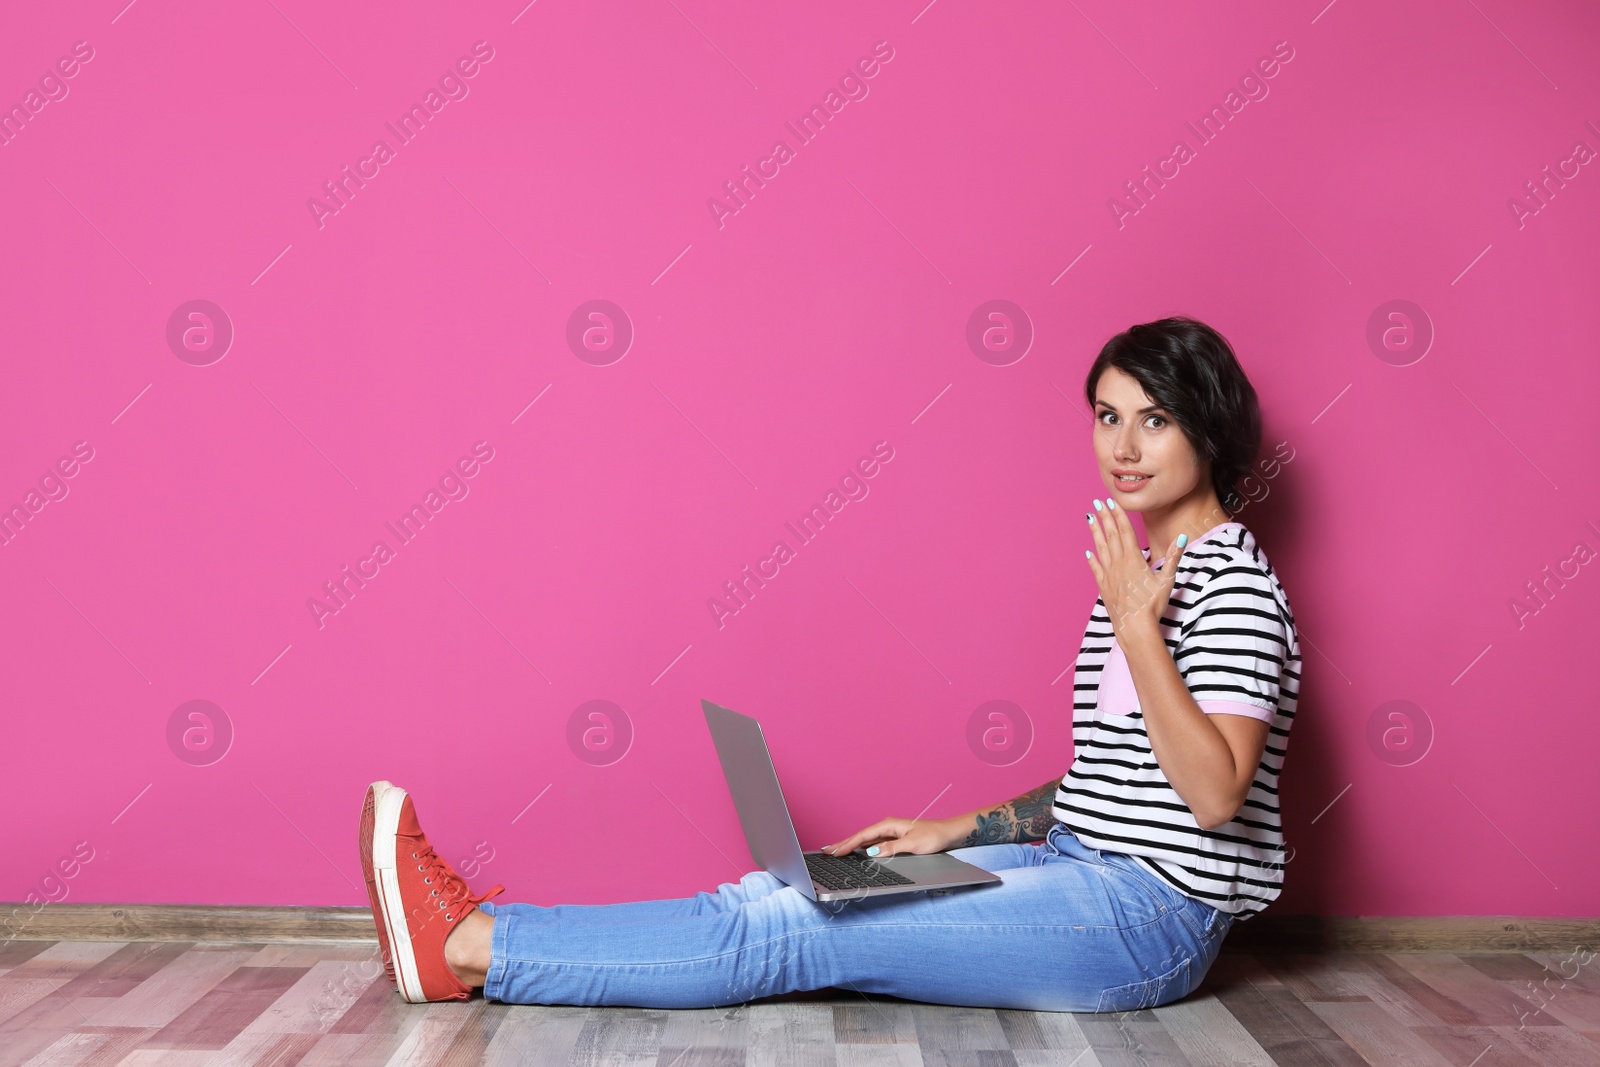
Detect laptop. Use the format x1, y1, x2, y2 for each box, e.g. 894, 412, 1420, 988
702, 699, 1002, 902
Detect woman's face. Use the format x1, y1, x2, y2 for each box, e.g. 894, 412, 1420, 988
1092, 366, 1206, 511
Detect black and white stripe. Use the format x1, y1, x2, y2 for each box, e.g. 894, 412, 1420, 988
1053, 521, 1301, 919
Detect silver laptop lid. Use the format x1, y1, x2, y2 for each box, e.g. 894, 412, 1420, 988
701, 699, 817, 900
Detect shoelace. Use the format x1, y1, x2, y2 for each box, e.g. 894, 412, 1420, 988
410, 842, 504, 923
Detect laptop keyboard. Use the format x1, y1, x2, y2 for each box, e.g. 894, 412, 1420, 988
805, 851, 917, 890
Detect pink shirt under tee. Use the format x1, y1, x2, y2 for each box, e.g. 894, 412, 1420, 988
1093, 524, 1275, 725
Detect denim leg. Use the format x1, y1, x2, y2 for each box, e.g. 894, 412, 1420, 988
477, 841, 1080, 1010
477, 843, 1045, 933
479, 832, 1226, 1011
479, 867, 787, 928
1046, 828, 1235, 1012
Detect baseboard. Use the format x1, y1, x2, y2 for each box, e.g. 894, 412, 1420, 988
3, 904, 1596, 953
1220, 914, 1600, 954
1, 904, 375, 943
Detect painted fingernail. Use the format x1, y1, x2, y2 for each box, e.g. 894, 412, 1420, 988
1086, 513, 1095, 524
1106, 499, 1116, 510
1176, 533, 1188, 548
866, 845, 880, 857
1092, 499, 1104, 512
1085, 550, 1092, 559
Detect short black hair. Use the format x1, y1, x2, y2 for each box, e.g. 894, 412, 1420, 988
1084, 316, 1262, 513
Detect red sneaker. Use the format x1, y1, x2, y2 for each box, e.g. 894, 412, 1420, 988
358, 782, 399, 989
361, 780, 504, 1003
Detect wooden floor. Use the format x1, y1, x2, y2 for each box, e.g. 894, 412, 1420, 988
2, 939, 1598, 1067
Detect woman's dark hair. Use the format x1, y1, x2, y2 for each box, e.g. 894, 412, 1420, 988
1084, 316, 1262, 514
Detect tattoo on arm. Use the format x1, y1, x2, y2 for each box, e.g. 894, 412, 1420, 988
957, 778, 1062, 847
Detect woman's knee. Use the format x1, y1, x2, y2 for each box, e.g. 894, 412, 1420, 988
695, 870, 786, 913
733, 870, 787, 903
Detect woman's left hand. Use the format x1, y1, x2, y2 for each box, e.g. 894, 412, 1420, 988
1085, 499, 1185, 644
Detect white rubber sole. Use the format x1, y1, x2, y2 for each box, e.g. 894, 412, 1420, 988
367, 780, 427, 1003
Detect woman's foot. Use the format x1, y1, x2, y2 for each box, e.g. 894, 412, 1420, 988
358, 780, 504, 1002
443, 908, 494, 988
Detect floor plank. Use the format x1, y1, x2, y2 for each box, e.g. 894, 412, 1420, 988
659, 1006, 748, 1051
1153, 996, 1277, 1067
1526, 952, 1600, 996
0, 992, 118, 1066
82, 949, 255, 1029
379, 1001, 484, 1067
227, 961, 370, 1039
55, 945, 192, 1000
478, 1004, 590, 1067
327, 971, 417, 1038
1080, 1010, 1195, 1067
1491, 1021, 1600, 1067
834, 1045, 926, 1067
911, 1006, 1009, 1051
0, 942, 53, 977
834, 1002, 918, 1045
1411, 1024, 1540, 1067
917, 1053, 1018, 1067
295, 1030, 415, 1067
1383, 954, 1548, 1029
1209, 960, 1369, 1067
745, 1003, 837, 1067
2, 941, 1599, 1065
1011, 1052, 1102, 1067
1257, 956, 1372, 1004
1324, 958, 1449, 1031
0, 979, 70, 1029
8, 945, 127, 983
570, 1006, 671, 1067
1456, 954, 1554, 984
1304, 1000, 1460, 1067
112, 1050, 220, 1066
1362, 956, 1479, 1028
16, 1029, 108, 1067
1525, 985, 1600, 1032
143, 967, 311, 1050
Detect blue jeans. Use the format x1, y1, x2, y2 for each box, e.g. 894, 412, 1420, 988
477, 822, 1232, 1012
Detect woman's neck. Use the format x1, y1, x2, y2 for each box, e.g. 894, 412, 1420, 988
1141, 490, 1232, 560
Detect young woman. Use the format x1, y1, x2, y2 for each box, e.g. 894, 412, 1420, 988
359, 315, 1301, 1013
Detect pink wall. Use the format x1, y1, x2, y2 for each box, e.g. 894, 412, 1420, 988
2, 1, 1596, 921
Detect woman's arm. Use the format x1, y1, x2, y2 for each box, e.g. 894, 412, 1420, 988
1120, 620, 1270, 830
948, 778, 1062, 846
821, 776, 1064, 857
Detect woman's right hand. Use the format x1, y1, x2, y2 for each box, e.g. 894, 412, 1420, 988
820, 816, 967, 858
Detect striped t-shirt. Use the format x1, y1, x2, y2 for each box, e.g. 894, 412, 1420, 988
1053, 520, 1300, 919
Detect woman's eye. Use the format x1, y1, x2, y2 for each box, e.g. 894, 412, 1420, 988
1097, 411, 1165, 428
